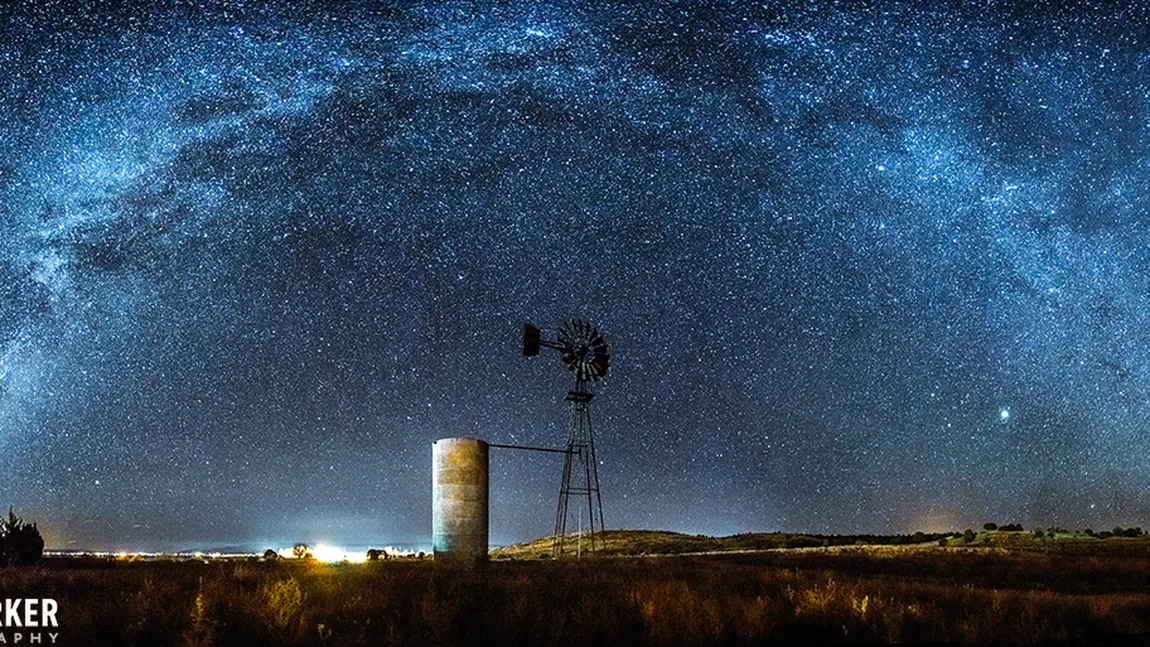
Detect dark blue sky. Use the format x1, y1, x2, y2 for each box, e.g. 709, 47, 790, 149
3, 1, 1150, 551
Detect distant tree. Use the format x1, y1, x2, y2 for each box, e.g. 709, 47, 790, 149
912, 531, 926, 543
1033, 529, 1045, 539
0, 507, 44, 567
367, 549, 390, 561
262, 549, 279, 560
1113, 526, 1125, 537
1125, 527, 1142, 538
417, 551, 426, 560
983, 522, 997, 531
292, 543, 311, 559
1083, 528, 1095, 537
963, 529, 976, 543
1099, 531, 1113, 539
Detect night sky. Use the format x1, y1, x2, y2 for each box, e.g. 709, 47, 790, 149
3, 2, 1150, 552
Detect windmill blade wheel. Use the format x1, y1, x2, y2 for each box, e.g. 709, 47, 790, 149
556, 318, 609, 382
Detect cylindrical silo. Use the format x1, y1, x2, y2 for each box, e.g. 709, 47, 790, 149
432, 437, 489, 561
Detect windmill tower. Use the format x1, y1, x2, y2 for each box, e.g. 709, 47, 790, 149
523, 319, 610, 556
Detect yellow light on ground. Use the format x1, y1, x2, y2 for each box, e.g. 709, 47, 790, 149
277, 545, 368, 562
313, 545, 367, 563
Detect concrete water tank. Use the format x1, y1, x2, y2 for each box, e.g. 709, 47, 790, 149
432, 437, 489, 561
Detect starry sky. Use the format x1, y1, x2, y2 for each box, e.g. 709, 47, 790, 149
3, 1, 1150, 552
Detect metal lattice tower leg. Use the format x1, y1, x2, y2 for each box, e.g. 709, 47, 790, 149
553, 379, 605, 557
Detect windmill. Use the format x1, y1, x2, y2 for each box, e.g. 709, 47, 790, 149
523, 319, 609, 556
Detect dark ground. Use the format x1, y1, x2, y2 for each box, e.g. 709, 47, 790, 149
6, 534, 1150, 645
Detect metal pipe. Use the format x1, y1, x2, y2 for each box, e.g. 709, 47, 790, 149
487, 443, 574, 454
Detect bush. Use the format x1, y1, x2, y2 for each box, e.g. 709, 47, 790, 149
1099, 531, 1114, 539
0, 507, 44, 567
983, 523, 997, 531
963, 529, 976, 543
1033, 530, 1045, 539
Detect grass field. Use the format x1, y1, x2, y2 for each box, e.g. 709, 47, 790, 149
491, 528, 955, 558
6, 533, 1150, 645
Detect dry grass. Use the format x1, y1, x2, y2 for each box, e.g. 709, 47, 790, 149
6, 544, 1150, 645
492, 529, 956, 558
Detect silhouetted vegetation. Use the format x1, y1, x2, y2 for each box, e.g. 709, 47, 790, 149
16, 540, 1150, 645
0, 506, 44, 566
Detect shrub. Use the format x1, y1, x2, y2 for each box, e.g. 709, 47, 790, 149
0, 507, 44, 567
1099, 531, 1114, 539
259, 577, 303, 631
183, 577, 215, 647
963, 529, 976, 543
984, 522, 997, 531
262, 549, 279, 560
1033, 530, 1045, 539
